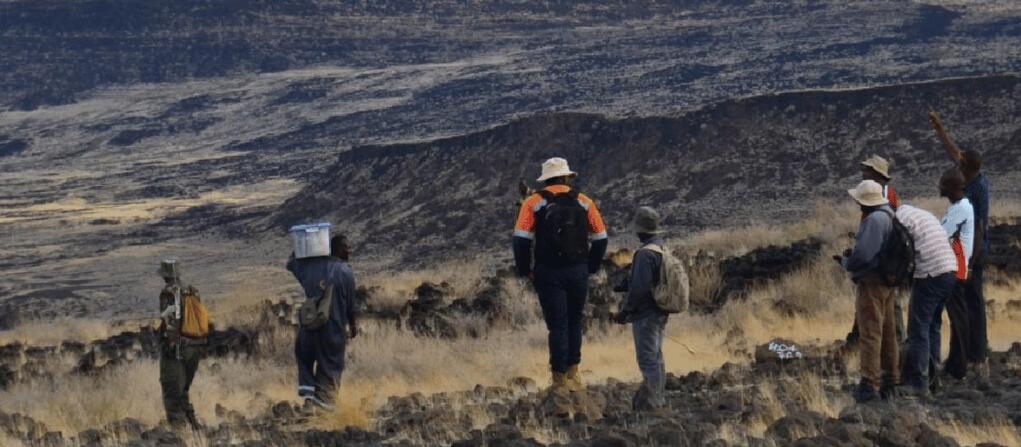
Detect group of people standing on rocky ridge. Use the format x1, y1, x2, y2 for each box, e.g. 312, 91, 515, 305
836, 112, 991, 402
152, 111, 993, 428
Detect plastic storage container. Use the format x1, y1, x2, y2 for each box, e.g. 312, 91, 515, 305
290, 223, 332, 258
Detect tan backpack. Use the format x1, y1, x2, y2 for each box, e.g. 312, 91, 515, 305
642, 244, 690, 314
298, 280, 333, 330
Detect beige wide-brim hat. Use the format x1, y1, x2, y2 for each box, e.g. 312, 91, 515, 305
848, 180, 889, 207
860, 155, 891, 179
537, 157, 578, 182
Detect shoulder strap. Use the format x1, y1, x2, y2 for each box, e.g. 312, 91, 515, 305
870, 208, 901, 250
874, 208, 897, 225
538, 189, 580, 201
641, 243, 665, 255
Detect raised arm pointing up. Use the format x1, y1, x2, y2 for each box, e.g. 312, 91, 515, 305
929, 111, 963, 162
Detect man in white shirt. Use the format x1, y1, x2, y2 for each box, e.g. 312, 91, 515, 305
941, 169, 975, 274
895, 204, 958, 398
939, 168, 976, 380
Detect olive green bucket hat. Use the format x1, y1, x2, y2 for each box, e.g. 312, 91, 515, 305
632, 206, 664, 235
156, 258, 182, 279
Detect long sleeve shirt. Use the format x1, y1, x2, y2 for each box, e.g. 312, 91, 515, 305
621, 236, 667, 321
941, 198, 975, 268
963, 173, 990, 257
896, 205, 958, 278
512, 184, 609, 275
287, 256, 356, 340
843, 205, 893, 280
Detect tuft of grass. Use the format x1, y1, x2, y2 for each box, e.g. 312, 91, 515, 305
936, 418, 1021, 447
360, 257, 487, 313
0, 318, 121, 346
688, 260, 722, 308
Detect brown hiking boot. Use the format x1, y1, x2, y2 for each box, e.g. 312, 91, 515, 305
565, 364, 584, 392
543, 371, 572, 418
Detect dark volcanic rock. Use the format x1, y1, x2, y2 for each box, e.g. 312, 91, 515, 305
988, 223, 1021, 277
766, 411, 827, 444
271, 76, 1021, 267
401, 279, 514, 338
714, 239, 823, 309
1, 321, 258, 388
5, 342, 1021, 446
0, 137, 28, 157
0, 303, 21, 330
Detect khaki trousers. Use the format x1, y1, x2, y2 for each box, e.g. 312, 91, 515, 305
855, 273, 900, 388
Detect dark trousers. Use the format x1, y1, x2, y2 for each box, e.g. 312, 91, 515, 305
944, 281, 970, 379
964, 260, 988, 363
160, 343, 201, 427
295, 326, 347, 403
534, 263, 589, 373
904, 273, 956, 389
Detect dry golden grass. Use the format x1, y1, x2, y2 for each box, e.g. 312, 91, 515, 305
3, 200, 1021, 444
675, 200, 860, 257
1, 361, 164, 433
746, 255, 856, 318
0, 434, 25, 447
990, 197, 1021, 224
937, 418, 1021, 447
732, 372, 852, 440
0, 318, 122, 346
359, 256, 487, 313
688, 260, 723, 308
0, 179, 299, 225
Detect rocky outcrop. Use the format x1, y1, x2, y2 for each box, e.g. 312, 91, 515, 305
3, 337, 1021, 446
988, 223, 1021, 278
0, 325, 256, 390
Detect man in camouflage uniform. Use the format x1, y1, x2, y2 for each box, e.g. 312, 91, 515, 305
157, 259, 205, 430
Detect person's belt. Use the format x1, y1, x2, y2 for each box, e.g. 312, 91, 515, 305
179, 337, 209, 346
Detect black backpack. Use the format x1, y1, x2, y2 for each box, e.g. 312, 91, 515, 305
534, 190, 590, 264
876, 209, 916, 287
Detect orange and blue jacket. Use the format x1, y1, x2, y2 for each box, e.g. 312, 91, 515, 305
512, 184, 609, 276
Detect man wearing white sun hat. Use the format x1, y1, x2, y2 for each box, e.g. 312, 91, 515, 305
837, 180, 898, 403
513, 157, 609, 404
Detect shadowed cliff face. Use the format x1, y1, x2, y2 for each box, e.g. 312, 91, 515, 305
272, 75, 1021, 264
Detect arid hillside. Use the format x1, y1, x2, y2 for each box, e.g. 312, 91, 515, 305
272, 75, 1021, 264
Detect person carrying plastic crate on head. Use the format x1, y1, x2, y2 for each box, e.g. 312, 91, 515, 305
286, 227, 358, 412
